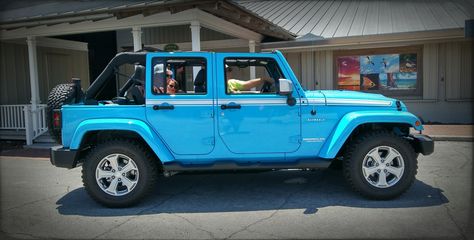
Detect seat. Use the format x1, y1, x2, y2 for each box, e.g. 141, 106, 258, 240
130, 86, 145, 104
194, 69, 206, 93
128, 66, 146, 104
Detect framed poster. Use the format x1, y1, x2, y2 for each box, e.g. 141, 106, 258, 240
334, 46, 422, 96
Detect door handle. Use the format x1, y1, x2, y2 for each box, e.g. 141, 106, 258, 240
153, 104, 174, 110
221, 103, 241, 110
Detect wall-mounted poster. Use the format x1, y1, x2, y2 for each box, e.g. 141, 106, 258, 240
399, 54, 417, 72
337, 56, 360, 90
394, 72, 417, 89
360, 74, 379, 90
337, 52, 418, 92
360, 54, 399, 74
379, 72, 417, 90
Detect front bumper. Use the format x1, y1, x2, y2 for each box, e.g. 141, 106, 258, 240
408, 134, 434, 155
50, 146, 78, 168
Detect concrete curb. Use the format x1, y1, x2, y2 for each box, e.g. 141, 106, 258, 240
431, 135, 474, 142
23, 143, 61, 149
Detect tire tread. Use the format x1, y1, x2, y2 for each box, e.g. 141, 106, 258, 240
343, 130, 418, 200
81, 139, 159, 207
46, 83, 76, 143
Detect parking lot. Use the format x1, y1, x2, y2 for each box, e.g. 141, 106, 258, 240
1, 141, 472, 239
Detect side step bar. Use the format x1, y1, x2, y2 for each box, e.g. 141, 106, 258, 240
163, 159, 332, 172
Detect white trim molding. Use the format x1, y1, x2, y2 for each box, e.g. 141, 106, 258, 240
262, 29, 465, 52
0, 8, 263, 42
37, 37, 88, 51
2, 36, 88, 51
148, 39, 250, 51
325, 99, 393, 106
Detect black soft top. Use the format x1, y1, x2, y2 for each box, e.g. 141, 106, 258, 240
85, 52, 147, 101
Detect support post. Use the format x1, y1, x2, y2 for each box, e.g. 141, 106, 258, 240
132, 26, 142, 52
27, 36, 40, 108
27, 36, 40, 141
190, 21, 201, 51
24, 105, 33, 145
249, 40, 256, 79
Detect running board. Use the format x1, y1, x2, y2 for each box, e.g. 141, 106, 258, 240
163, 159, 332, 172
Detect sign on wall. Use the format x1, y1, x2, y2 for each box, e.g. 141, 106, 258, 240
164, 43, 179, 52
337, 53, 417, 91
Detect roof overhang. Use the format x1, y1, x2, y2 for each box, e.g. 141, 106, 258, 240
261, 29, 466, 51
0, 0, 294, 41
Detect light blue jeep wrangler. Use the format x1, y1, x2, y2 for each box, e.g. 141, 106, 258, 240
48, 50, 433, 207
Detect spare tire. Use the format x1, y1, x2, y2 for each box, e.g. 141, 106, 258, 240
47, 83, 76, 144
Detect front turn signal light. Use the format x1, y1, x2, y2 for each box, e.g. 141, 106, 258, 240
415, 120, 421, 127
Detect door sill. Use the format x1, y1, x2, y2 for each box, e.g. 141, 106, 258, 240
163, 159, 331, 172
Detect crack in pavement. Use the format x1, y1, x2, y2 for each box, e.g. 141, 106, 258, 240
457, 151, 472, 170
171, 214, 217, 239
4, 188, 71, 212
4, 231, 41, 239
92, 177, 204, 239
224, 170, 328, 239
245, 228, 285, 239
433, 178, 468, 240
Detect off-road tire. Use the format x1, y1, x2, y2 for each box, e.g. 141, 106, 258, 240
343, 130, 417, 200
47, 83, 76, 143
82, 139, 159, 208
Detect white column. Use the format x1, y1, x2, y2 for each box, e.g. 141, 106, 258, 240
190, 21, 201, 80
132, 26, 142, 52
27, 36, 40, 141
190, 21, 201, 51
249, 40, 256, 79
27, 36, 40, 108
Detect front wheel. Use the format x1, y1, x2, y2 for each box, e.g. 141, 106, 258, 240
82, 140, 159, 207
343, 130, 417, 200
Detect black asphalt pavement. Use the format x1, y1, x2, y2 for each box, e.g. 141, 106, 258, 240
0, 141, 473, 239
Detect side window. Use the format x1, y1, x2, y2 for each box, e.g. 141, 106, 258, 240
152, 57, 207, 95
224, 58, 284, 95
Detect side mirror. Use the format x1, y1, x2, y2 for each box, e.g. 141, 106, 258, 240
278, 78, 296, 106
278, 78, 293, 95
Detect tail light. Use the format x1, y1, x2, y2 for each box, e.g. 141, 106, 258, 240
53, 109, 61, 129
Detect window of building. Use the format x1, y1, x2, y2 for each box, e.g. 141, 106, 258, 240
224, 58, 284, 95
334, 46, 422, 97
151, 57, 207, 95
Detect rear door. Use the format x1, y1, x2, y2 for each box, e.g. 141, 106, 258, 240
216, 53, 301, 154
145, 52, 215, 155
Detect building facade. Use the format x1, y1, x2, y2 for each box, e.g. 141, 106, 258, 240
0, 0, 472, 144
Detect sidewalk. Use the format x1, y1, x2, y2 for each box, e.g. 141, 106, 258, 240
0, 125, 472, 159
414, 124, 474, 142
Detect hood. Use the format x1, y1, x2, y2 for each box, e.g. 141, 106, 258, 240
305, 90, 400, 108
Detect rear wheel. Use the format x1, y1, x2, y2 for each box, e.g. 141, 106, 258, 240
82, 140, 159, 207
343, 130, 417, 199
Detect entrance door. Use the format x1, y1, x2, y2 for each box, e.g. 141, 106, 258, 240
145, 52, 214, 155
216, 53, 301, 154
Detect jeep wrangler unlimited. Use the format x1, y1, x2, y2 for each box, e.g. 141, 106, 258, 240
48, 50, 433, 207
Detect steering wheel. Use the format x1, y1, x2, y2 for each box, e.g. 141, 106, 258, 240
260, 81, 272, 93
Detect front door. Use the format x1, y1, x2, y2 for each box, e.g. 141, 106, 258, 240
145, 52, 214, 155
216, 53, 301, 154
